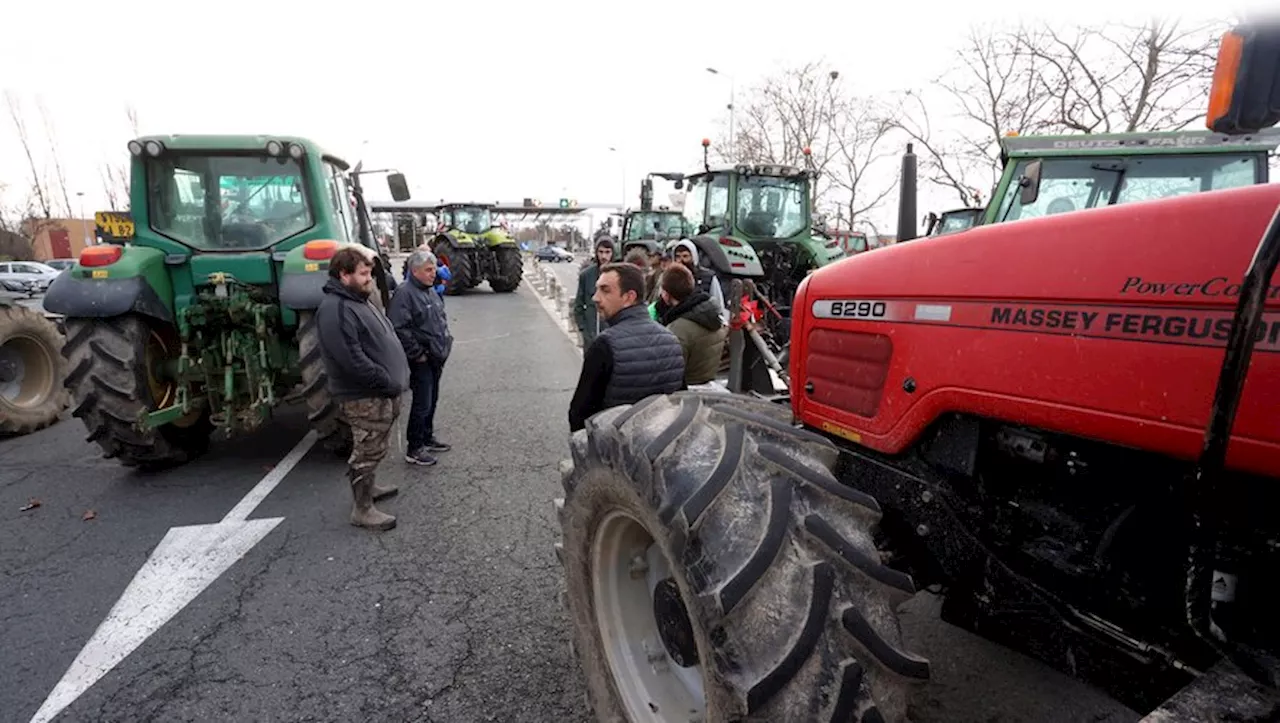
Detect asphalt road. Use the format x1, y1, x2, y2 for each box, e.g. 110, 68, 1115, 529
2, 279, 591, 723
2, 264, 1140, 723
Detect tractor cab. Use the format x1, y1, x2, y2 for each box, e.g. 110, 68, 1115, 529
924, 207, 984, 236
438, 204, 495, 236
981, 129, 1280, 230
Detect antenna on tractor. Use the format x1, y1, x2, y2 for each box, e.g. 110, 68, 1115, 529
702, 138, 711, 172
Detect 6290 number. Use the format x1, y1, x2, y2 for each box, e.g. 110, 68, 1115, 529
813, 299, 889, 319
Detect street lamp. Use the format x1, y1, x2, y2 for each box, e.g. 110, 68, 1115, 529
705, 67, 735, 157
609, 146, 626, 211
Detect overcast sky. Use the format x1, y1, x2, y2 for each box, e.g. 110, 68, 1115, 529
0, 0, 1268, 236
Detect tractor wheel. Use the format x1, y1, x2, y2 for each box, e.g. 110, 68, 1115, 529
431, 240, 475, 296
556, 391, 929, 722
488, 246, 523, 293
0, 303, 69, 435
63, 314, 212, 469
297, 310, 352, 457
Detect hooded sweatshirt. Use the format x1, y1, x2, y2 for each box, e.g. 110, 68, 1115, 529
672, 239, 728, 326
661, 289, 727, 384
573, 236, 617, 347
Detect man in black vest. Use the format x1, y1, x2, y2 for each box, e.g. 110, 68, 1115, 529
568, 262, 685, 432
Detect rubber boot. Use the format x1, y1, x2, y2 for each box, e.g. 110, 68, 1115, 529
350, 473, 396, 531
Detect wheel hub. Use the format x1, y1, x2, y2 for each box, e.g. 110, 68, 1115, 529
652, 577, 699, 668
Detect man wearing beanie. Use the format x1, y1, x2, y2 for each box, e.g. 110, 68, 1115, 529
572, 236, 615, 348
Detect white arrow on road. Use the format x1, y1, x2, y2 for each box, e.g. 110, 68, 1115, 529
28, 430, 318, 723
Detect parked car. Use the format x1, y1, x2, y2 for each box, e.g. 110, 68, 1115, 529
0, 261, 60, 296
43, 259, 76, 272
534, 245, 574, 262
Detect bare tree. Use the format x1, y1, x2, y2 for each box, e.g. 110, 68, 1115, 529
825, 98, 901, 229
37, 97, 74, 217
5, 91, 52, 220
716, 61, 900, 227
889, 18, 1224, 208
1019, 18, 1224, 133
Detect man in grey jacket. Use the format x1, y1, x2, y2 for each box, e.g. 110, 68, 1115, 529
316, 246, 411, 531
388, 249, 454, 467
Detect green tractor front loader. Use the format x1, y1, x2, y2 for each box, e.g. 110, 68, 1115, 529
42, 135, 410, 468
427, 203, 524, 294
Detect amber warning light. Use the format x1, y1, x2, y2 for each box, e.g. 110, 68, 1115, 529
1205, 21, 1280, 134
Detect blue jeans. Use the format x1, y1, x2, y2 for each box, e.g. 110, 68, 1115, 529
407, 360, 440, 450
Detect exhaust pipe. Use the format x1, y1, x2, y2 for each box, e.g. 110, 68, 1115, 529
897, 143, 918, 243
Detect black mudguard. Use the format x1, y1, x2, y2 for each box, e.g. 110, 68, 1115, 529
279, 272, 328, 311
42, 271, 173, 323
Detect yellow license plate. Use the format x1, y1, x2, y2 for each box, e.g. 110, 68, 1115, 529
91, 269, 109, 279
304, 263, 319, 272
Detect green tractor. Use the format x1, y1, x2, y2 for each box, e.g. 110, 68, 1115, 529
0, 298, 69, 436
425, 202, 523, 294
907, 127, 1280, 242
615, 174, 696, 258
671, 140, 846, 351
42, 135, 410, 468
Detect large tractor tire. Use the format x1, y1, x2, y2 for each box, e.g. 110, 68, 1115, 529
0, 302, 69, 435
297, 310, 352, 457
556, 391, 929, 722
488, 246, 524, 293
430, 240, 475, 296
63, 314, 212, 469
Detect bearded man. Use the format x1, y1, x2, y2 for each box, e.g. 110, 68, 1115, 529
315, 246, 410, 531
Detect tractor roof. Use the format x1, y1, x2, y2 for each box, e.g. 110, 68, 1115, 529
690, 163, 813, 179
133, 134, 351, 169
999, 127, 1280, 158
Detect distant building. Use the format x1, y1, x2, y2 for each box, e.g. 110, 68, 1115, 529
21, 218, 96, 261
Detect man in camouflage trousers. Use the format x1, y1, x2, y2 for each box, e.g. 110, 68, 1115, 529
315, 246, 411, 531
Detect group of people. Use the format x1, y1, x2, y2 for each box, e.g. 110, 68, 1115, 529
313, 235, 735, 531
567, 236, 730, 432
313, 246, 453, 532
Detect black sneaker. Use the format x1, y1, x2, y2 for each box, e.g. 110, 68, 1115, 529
424, 439, 451, 453
405, 448, 438, 466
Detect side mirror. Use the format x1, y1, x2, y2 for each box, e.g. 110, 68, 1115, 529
674, 179, 684, 190
387, 173, 411, 202
1207, 20, 1280, 133
1019, 160, 1042, 206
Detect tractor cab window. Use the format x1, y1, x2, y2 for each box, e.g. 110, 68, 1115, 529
735, 175, 806, 239
682, 174, 731, 233
147, 154, 314, 250
447, 207, 491, 234
996, 153, 1261, 223
324, 162, 359, 244
626, 212, 688, 240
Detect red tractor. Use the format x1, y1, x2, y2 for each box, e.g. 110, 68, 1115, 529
554, 19, 1280, 723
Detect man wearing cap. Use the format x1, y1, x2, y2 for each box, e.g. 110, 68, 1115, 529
572, 236, 616, 348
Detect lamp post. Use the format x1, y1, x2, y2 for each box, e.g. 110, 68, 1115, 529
608, 146, 626, 211
705, 67, 735, 157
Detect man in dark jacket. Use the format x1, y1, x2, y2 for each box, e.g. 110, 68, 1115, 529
568, 262, 685, 432
572, 236, 615, 348
388, 249, 454, 467
315, 246, 411, 532
658, 263, 727, 385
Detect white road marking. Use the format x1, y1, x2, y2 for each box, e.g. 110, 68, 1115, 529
28, 430, 318, 723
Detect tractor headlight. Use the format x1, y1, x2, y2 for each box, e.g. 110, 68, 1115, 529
127, 140, 144, 156
145, 140, 163, 157
266, 140, 284, 156
288, 142, 304, 159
